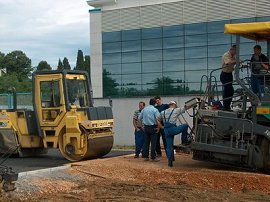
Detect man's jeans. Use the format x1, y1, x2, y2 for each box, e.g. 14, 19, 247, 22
251, 75, 264, 97
143, 125, 158, 160
135, 129, 144, 156
164, 124, 189, 163
156, 129, 167, 156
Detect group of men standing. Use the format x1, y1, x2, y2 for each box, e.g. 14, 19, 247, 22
133, 96, 191, 167
221, 44, 269, 111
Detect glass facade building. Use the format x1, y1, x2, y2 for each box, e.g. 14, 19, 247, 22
88, 0, 270, 98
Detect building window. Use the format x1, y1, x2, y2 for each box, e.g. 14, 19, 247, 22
101, 17, 268, 97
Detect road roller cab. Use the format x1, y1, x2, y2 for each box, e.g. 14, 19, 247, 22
0, 70, 114, 161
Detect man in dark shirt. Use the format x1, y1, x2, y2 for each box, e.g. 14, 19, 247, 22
154, 96, 169, 157
250, 45, 269, 98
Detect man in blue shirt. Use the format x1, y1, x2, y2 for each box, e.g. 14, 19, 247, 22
139, 98, 161, 161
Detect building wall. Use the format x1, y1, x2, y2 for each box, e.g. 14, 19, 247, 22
88, 0, 270, 98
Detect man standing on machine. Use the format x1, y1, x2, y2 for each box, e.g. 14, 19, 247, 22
250, 45, 269, 98
220, 45, 237, 111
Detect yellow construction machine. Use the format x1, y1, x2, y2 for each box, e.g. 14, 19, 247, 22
0, 70, 114, 161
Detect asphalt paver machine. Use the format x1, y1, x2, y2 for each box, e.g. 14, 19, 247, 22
189, 21, 270, 173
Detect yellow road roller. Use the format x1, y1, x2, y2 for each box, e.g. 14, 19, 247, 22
0, 70, 114, 161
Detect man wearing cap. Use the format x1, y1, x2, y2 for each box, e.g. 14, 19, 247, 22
161, 101, 190, 167
220, 45, 237, 111
139, 98, 161, 162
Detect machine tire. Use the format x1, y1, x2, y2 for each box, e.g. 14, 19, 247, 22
58, 127, 88, 161
261, 138, 270, 174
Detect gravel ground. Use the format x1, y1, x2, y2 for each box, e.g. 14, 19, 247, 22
1, 153, 270, 201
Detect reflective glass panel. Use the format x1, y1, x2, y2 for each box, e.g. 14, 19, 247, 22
142, 50, 162, 62
163, 60, 184, 72
185, 70, 207, 83
163, 25, 183, 37
185, 58, 207, 71
231, 18, 255, 23
163, 48, 184, 60
185, 22, 207, 35
185, 34, 207, 47
103, 64, 121, 75
208, 57, 222, 70
163, 37, 184, 49
163, 71, 185, 83
256, 16, 270, 22
122, 63, 141, 74
103, 53, 121, 64
102, 42, 121, 53
142, 39, 162, 50
207, 20, 229, 33
142, 73, 162, 84
122, 29, 141, 41
240, 42, 256, 57
208, 44, 230, 57
122, 74, 142, 85
122, 40, 141, 52
122, 51, 141, 63
208, 33, 231, 45
142, 27, 162, 39
142, 61, 162, 73
106, 74, 121, 85
185, 46, 207, 59
102, 31, 121, 42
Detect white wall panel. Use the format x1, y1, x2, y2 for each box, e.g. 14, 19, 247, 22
256, 0, 270, 17
230, 0, 255, 19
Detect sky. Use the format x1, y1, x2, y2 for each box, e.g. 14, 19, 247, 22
0, 0, 91, 69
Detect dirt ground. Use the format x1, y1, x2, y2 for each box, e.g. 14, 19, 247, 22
1, 152, 270, 201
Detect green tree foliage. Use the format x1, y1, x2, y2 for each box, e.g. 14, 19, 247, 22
57, 59, 63, 70
0, 73, 31, 93
84, 55, 91, 76
63, 57, 71, 70
3, 50, 32, 81
75, 50, 84, 70
0, 52, 5, 68
36, 61, 52, 71
103, 69, 118, 97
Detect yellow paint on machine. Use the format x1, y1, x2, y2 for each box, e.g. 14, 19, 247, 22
256, 107, 270, 114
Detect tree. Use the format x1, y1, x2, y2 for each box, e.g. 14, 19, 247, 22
36, 61, 52, 71
84, 55, 91, 76
57, 59, 63, 70
0, 51, 5, 69
3, 50, 32, 81
62, 57, 71, 70
103, 69, 118, 97
75, 50, 84, 70
0, 73, 31, 93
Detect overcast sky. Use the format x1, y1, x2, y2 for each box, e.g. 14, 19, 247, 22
0, 0, 91, 68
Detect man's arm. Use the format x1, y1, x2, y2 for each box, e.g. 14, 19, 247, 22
262, 55, 269, 70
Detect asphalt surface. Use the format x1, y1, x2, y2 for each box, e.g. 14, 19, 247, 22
2, 149, 134, 173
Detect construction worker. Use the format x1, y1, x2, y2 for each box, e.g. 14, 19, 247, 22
133, 101, 145, 158
161, 101, 190, 167
250, 45, 269, 98
154, 96, 169, 157
220, 45, 237, 111
139, 98, 161, 162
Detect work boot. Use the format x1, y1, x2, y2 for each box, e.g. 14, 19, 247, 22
168, 161, 173, 167
151, 158, 160, 162
134, 154, 139, 158
144, 158, 149, 161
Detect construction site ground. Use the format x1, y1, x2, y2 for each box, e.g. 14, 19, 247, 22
1, 151, 270, 202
